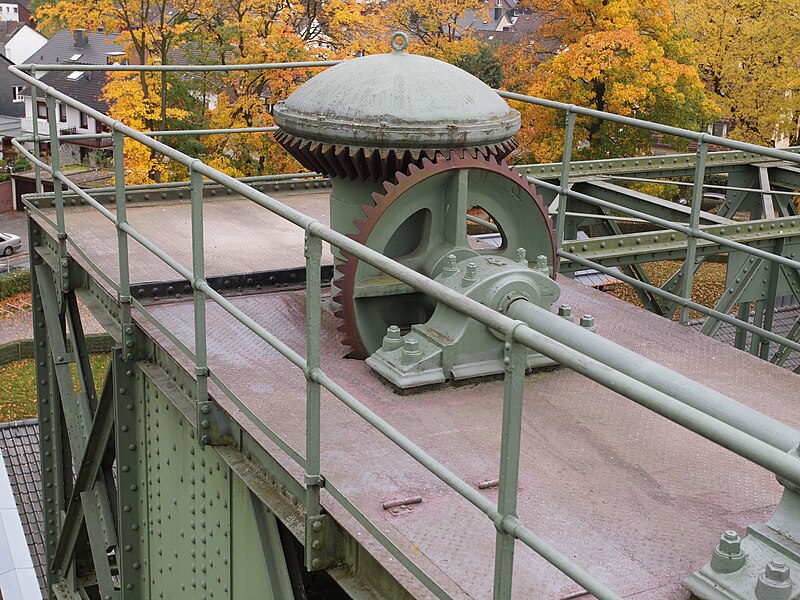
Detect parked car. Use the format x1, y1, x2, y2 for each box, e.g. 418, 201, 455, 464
0, 232, 22, 256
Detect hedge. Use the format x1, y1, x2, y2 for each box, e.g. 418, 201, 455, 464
0, 333, 114, 365
0, 270, 31, 301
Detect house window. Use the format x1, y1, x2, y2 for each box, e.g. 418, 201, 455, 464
711, 122, 728, 137
11, 86, 22, 102
36, 101, 47, 119
58, 103, 67, 122
79, 112, 88, 129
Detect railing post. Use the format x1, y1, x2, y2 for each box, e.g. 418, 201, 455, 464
304, 230, 327, 569
556, 110, 577, 249
493, 328, 527, 599
190, 167, 210, 443
113, 129, 135, 361
680, 140, 708, 324
30, 66, 42, 193
46, 93, 69, 293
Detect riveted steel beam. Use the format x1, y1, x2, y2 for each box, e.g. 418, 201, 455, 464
558, 216, 800, 273
50, 365, 116, 588
37, 220, 423, 599
35, 264, 118, 595
571, 180, 731, 226
701, 256, 764, 336
514, 149, 799, 182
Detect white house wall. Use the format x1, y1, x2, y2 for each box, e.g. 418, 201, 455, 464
20, 95, 103, 164
0, 3, 19, 22
5, 26, 47, 64
0, 452, 42, 600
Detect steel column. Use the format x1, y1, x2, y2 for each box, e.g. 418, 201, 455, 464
555, 110, 576, 247
680, 142, 708, 323
303, 231, 324, 569
492, 333, 527, 599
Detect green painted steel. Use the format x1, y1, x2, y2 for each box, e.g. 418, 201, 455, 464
17, 55, 800, 600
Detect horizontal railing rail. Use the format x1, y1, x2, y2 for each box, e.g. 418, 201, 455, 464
12, 60, 800, 599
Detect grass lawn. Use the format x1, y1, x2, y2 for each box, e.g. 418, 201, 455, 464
0, 353, 112, 422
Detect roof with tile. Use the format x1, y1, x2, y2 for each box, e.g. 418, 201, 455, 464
0, 419, 46, 597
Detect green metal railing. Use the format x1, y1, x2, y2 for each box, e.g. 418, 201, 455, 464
11, 60, 800, 599
498, 90, 800, 330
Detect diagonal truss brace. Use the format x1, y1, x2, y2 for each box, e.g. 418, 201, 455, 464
770, 265, 800, 371
35, 264, 118, 597
700, 256, 764, 337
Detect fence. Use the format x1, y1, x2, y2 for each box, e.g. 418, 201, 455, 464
9, 59, 800, 599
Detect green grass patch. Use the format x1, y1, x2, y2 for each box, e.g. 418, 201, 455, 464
0, 353, 111, 422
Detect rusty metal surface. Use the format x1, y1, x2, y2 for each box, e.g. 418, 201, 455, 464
37, 196, 800, 598
142, 279, 799, 599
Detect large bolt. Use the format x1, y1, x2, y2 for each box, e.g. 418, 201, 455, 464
381, 325, 403, 352
755, 560, 794, 600
580, 314, 597, 333
558, 304, 573, 322
443, 254, 458, 274
462, 262, 478, 285
536, 255, 548, 273
401, 337, 423, 365
516, 247, 527, 264
710, 530, 746, 573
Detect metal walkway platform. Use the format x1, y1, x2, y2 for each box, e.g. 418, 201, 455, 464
34, 191, 800, 599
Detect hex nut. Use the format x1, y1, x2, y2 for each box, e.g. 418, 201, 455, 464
755, 560, 794, 600
710, 530, 746, 574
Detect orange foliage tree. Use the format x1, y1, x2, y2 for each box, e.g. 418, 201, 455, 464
508, 0, 717, 162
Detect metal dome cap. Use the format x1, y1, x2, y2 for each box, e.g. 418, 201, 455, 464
273, 32, 521, 181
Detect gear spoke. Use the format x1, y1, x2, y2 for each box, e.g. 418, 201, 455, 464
333, 150, 555, 358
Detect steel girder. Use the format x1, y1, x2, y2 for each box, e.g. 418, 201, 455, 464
30, 215, 414, 600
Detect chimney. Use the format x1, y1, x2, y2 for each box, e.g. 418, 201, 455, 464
494, 1, 503, 20
74, 29, 88, 48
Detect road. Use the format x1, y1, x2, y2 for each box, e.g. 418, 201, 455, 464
0, 211, 29, 272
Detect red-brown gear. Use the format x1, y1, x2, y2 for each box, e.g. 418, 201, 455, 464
333, 149, 557, 359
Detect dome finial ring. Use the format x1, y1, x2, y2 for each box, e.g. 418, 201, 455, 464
390, 31, 409, 52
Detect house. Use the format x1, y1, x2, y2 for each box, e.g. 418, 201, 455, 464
0, 20, 46, 64
16, 29, 126, 167
26, 28, 127, 69
19, 68, 111, 164
0, 0, 34, 27
0, 53, 24, 161
458, 0, 544, 44
0, 419, 45, 599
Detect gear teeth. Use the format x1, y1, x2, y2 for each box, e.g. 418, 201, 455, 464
332, 150, 557, 357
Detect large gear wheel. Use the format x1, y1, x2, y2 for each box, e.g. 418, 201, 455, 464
333, 150, 556, 358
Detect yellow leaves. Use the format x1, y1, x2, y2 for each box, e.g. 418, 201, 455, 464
511, 0, 716, 162
34, 0, 114, 36
672, 0, 800, 145
102, 72, 191, 184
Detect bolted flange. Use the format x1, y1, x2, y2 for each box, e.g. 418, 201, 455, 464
756, 560, 794, 600
711, 530, 747, 574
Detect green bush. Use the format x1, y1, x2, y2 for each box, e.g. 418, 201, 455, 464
0, 270, 31, 300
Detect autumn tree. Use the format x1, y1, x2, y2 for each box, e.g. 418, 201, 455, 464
672, 0, 800, 146
509, 0, 717, 162
101, 72, 193, 184
323, 0, 488, 62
